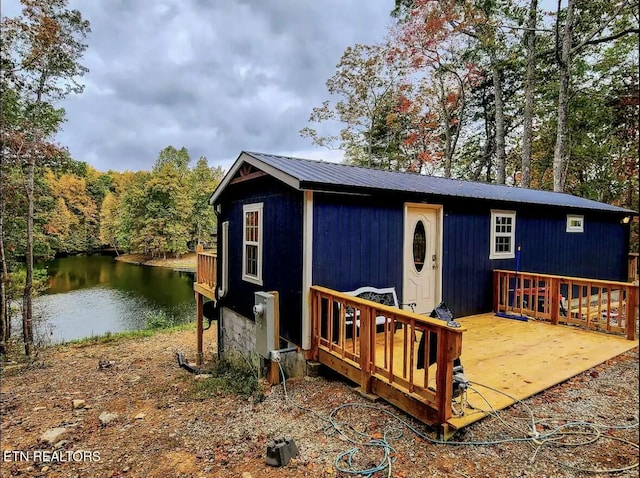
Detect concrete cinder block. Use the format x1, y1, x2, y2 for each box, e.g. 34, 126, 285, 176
306, 360, 321, 377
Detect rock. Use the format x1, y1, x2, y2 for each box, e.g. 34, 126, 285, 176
72, 399, 86, 409
40, 427, 67, 444
241, 473, 253, 478
99, 411, 119, 426
32, 406, 46, 411
54, 440, 68, 449
134, 413, 146, 420
41, 466, 50, 473
194, 374, 212, 380
98, 360, 116, 369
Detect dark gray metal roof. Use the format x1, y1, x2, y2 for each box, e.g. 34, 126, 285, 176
228, 151, 635, 214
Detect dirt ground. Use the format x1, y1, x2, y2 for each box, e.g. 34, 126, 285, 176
1, 327, 638, 478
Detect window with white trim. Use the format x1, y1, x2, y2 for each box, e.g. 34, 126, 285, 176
490, 210, 516, 259
566, 215, 584, 233
242, 203, 263, 285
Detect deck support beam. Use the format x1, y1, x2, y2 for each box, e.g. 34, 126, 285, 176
196, 292, 203, 365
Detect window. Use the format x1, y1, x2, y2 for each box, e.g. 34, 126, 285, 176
242, 203, 263, 284
413, 220, 426, 272
566, 215, 584, 233
490, 210, 516, 259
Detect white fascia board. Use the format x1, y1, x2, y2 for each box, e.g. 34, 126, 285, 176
209, 152, 301, 205
301, 190, 313, 350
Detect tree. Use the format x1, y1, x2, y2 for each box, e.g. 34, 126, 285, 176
551, 0, 638, 191
300, 43, 405, 169
45, 171, 98, 252
391, 0, 481, 177
189, 157, 223, 248
131, 148, 194, 259
155, 145, 191, 172
0, 0, 90, 356
99, 192, 121, 255
114, 171, 150, 255
520, 0, 539, 188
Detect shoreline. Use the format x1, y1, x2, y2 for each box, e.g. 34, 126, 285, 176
114, 252, 198, 272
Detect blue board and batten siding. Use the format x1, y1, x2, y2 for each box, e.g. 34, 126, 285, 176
441, 202, 630, 318
312, 194, 404, 295
312, 194, 630, 320
217, 176, 304, 345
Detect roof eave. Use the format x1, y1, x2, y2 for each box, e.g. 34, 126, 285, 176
209, 151, 301, 205
299, 180, 637, 215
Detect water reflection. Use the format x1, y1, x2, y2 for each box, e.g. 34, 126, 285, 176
35, 255, 195, 343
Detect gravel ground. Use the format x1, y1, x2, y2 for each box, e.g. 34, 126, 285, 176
1, 328, 638, 478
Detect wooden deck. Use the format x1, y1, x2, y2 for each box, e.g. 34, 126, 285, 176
403, 313, 638, 431
327, 313, 638, 432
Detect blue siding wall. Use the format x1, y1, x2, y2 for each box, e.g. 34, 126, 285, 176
218, 176, 303, 345
516, 210, 628, 280
441, 208, 494, 318
312, 194, 404, 295
442, 202, 629, 317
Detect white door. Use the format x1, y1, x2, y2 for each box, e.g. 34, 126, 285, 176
403, 205, 440, 314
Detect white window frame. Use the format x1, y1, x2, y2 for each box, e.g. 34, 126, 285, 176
490, 210, 516, 260
566, 214, 584, 233
242, 203, 263, 285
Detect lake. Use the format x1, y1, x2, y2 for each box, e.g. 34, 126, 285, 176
34, 255, 196, 343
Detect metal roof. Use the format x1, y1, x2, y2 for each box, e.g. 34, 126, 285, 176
212, 151, 635, 215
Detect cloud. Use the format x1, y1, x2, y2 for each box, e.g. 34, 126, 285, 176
5, 0, 392, 172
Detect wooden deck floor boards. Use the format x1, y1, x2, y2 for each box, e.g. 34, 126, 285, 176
321, 312, 638, 433
447, 313, 638, 430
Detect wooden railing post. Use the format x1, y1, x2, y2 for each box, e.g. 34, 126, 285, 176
435, 331, 457, 425
627, 285, 638, 341
550, 277, 559, 325
629, 253, 639, 283
493, 270, 500, 312
359, 306, 373, 394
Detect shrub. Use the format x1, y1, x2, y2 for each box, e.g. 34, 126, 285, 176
192, 352, 264, 402
144, 310, 173, 330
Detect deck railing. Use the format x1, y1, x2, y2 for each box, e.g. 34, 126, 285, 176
630, 253, 639, 283
494, 270, 638, 340
310, 286, 465, 433
195, 246, 217, 292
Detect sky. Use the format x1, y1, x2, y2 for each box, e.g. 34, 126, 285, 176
3, 0, 394, 172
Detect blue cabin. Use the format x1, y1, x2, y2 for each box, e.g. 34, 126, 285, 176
206, 151, 635, 359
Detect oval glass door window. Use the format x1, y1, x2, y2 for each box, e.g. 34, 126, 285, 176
413, 221, 426, 272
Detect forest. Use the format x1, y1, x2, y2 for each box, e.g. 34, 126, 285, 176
3, 146, 222, 260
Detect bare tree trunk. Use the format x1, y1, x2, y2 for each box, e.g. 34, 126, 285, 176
435, 75, 453, 178
492, 61, 506, 185
0, 162, 9, 355
553, 0, 574, 192
436, 71, 468, 179
22, 155, 35, 357
483, 107, 494, 183
521, 0, 538, 188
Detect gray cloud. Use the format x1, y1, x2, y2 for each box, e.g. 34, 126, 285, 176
5, 0, 392, 171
